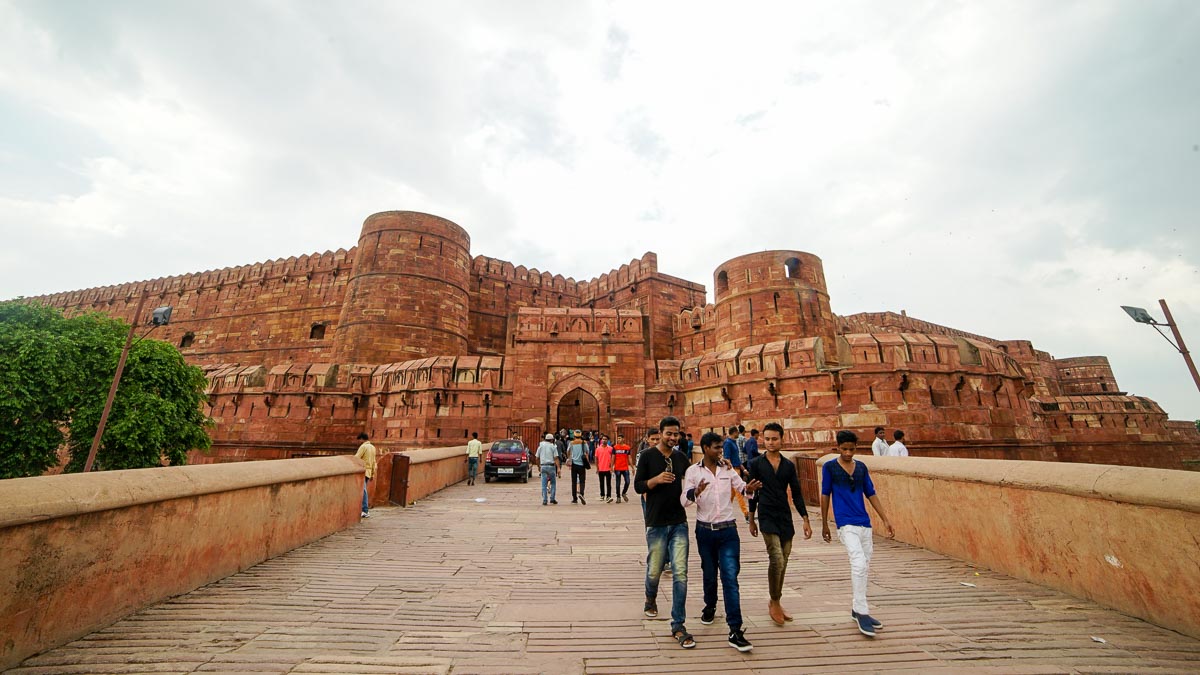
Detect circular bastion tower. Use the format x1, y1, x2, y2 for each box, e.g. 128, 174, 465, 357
713, 250, 836, 352
334, 211, 471, 363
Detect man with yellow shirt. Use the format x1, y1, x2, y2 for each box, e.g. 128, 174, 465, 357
466, 432, 483, 485
354, 432, 377, 518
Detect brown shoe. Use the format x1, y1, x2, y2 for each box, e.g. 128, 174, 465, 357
782, 606, 794, 622
768, 601, 786, 626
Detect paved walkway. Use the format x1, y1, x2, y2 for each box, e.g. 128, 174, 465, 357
11, 478, 1200, 674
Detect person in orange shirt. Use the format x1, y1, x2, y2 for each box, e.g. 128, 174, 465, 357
596, 435, 615, 503
612, 434, 633, 502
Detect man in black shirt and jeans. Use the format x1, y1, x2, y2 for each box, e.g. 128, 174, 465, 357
634, 415, 695, 649
747, 421, 812, 627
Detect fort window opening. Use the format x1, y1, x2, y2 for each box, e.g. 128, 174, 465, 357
309, 324, 326, 340
179, 332, 195, 349
784, 257, 801, 278
716, 270, 729, 295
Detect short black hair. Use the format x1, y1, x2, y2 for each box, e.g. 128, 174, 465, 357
738, 424, 745, 433
874, 426, 885, 434
837, 430, 858, 444
728, 426, 739, 435
472, 431, 478, 438
762, 422, 784, 436
700, 431, 723, 449
357, 432, 369, 440
658, 415, 682, 432
893, 430, 905, 441
750, 428, 759, 436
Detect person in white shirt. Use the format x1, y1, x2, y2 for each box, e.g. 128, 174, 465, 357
889, 430, 909, 457
871, 427, 890, 457
536, 433, 561, 505
681, 432, 762, 652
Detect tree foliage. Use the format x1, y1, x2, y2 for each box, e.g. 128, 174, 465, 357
0, 301, 211, 478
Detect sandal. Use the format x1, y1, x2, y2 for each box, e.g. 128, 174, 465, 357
672, 630, 696, 649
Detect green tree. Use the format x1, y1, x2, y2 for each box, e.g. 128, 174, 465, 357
0, 301, 212, 478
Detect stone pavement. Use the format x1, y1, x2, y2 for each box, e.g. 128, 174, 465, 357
10, 478, 1200, 674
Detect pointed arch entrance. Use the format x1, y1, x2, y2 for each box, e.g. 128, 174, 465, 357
556, 387, 600, 433
547, 371, 610, 434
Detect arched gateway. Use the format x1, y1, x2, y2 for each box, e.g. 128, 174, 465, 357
548, 373, 609, 433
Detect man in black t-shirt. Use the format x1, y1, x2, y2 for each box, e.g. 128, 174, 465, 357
634, 416, 695, 649
747, 421, 812, 627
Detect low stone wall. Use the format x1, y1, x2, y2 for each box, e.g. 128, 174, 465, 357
397, 445, 470, 505
0, 456, 362, 670
817, 454, 1200, 639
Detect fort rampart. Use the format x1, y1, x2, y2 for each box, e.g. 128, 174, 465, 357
831, 454, 1200, 640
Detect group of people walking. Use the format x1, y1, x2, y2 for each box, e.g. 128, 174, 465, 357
534, 430, 634, 505
635, 416, 895, 652
365, 418, 900, 653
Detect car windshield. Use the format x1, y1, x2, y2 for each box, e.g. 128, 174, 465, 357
492, 441, 524, 452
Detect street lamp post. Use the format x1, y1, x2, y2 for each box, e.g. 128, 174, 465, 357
82, 294, 174, 473
1121, 299, 1200, 396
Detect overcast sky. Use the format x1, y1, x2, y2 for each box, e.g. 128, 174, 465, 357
1, 1, 1197, 420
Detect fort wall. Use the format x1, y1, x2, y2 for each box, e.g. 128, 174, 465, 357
837, 455, 1200, 640
30, 249, 355, 367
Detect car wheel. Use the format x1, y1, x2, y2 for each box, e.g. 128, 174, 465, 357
521, 471, 528, 483
484, 474, 491, 483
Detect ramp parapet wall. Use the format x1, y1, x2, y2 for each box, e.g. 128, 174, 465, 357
817, 455, 1200, 640
0, 456, 363, 670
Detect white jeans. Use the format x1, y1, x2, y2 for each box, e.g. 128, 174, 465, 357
838, 525, 873, 614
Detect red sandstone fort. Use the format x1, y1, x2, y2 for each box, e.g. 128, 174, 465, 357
27, 211, 1200, 468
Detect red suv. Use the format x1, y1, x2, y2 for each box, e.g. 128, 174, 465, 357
484, 439, 532, 483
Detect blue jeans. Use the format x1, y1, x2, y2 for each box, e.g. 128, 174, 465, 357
696, 525, 742, 630
645, 522, 689, 632
467, 457, 479, 482
540, 465, 557, 502
614, 469, 630, 496
362, 476, 371, 513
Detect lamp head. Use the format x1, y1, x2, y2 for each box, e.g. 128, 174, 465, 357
151, 306, 173, 326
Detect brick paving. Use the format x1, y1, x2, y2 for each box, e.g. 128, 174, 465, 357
10, 478, 1200, 674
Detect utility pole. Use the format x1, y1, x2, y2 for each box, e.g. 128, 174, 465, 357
1158, 299, 1200, 395
83, 293, 148, 472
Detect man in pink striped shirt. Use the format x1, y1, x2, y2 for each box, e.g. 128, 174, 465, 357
682, 432, 762, 652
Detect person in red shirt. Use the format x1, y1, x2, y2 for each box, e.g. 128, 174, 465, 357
611, 434, 632, 502
596, 436, 615, 503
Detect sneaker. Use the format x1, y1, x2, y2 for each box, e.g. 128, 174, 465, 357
580, 496, 586, 505
855, 613, 877, 637
700, 607, 716, 625
542, 500, 548, 506
852, 611, 883, 629
728, 629, 753, 652
550, 499, 558, 505
361, 512, 370, 518
572, 498, 578, 504
644, 600, 658, 618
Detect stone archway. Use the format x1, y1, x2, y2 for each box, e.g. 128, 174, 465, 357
547, 372, 610, 434
556, 387, 600, 433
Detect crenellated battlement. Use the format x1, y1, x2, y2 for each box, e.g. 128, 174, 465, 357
30, 247, 356, 313
470, 254, 579, 292
576, 252, 658, 302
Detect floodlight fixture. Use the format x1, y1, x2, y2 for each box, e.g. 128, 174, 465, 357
1121, 305, 1157, 325
151, 306, 173, 326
